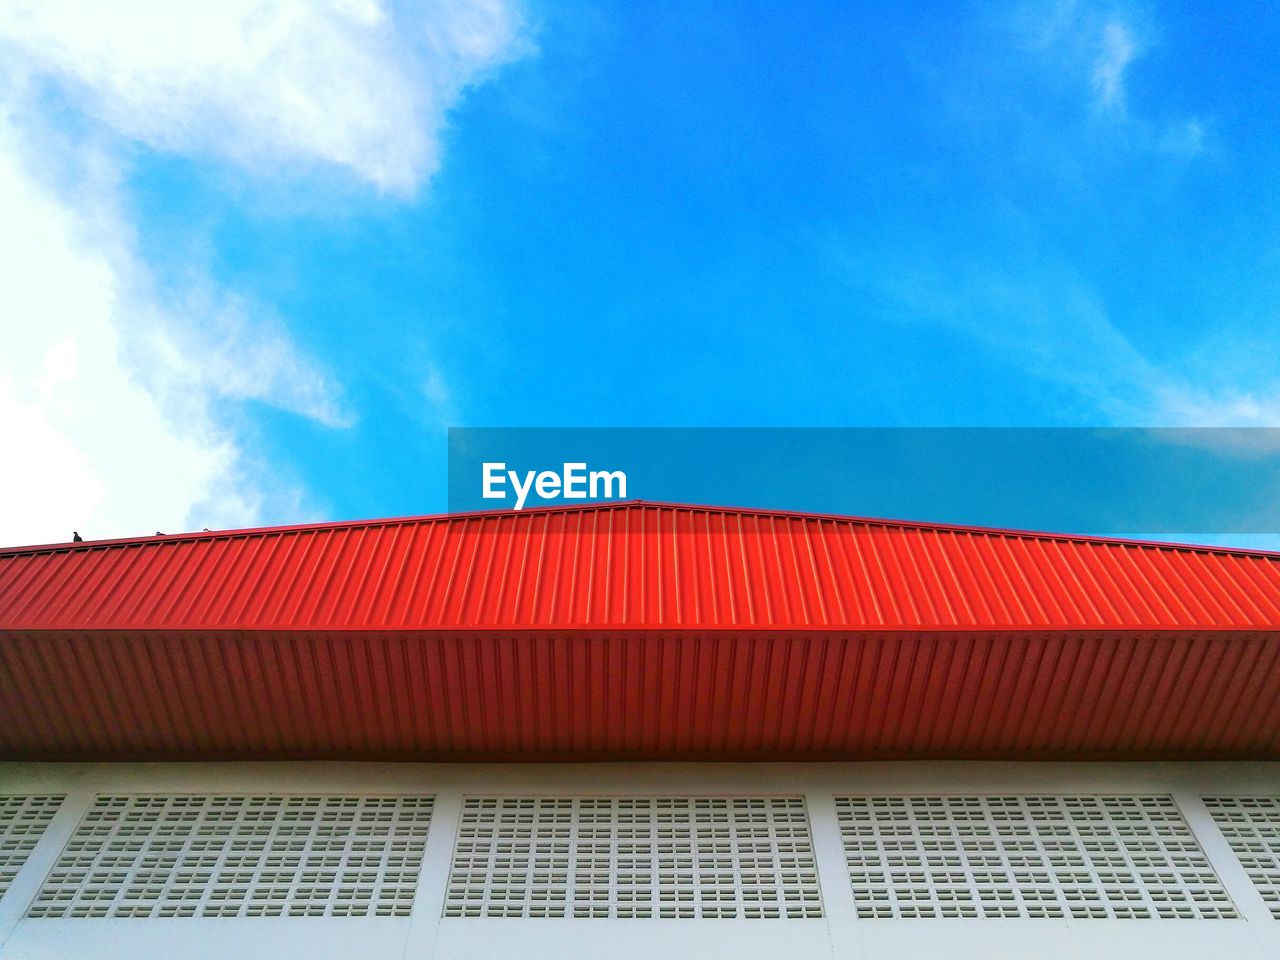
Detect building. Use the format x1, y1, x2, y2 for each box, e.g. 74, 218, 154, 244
0, 500, 1278, 958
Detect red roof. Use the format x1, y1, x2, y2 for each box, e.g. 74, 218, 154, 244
2, 501, 1278, 760
5, 500, 1280, 631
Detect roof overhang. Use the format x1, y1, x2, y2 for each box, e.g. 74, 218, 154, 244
2, 626, 1276, 761
2, 501, 1278, 761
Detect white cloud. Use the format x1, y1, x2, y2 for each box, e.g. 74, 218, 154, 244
1149, 389, 1280, 452
0, 1, 529, 547
846, 243, 1280, 435
1091, 19, 1136, 113
123, 287, 354, 430
0, 125, 238, 545
1013, 2, 1204, 152
0, 0, 528, 194
421, 366, 455, 430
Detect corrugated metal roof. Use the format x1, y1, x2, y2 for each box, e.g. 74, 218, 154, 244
2, 501, 1279, 761
3, 501, 1280, 631
0, 629, 1276, 760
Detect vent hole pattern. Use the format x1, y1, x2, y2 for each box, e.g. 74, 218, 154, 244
27, 795, 433, 919
444, 797, 823, 919
1204, 797, 1280, 918
0, 796, 63, 901
835, 796, 1235, 920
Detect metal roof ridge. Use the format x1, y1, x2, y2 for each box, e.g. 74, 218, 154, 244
2, 498, 1278, 560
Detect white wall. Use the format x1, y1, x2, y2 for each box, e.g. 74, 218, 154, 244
0, 760, 1277, 959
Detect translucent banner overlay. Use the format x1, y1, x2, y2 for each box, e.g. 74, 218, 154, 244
447, 428, 1280, 536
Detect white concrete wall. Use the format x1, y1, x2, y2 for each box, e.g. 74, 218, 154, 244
0, 760, 1277, 959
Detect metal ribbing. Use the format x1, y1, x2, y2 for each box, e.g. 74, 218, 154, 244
3, 503, 1280, 631
1, 629, 1277, 760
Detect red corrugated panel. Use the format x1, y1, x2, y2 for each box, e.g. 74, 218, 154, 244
2, 502, 1279, 761
0, 628, 1277, 760
3, 501, 1280, 631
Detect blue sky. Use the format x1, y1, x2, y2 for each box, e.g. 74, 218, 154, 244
1, 1, 1279, 544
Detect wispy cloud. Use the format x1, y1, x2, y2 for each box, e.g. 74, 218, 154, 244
1091, 18, 1137, 113
0, 0, 530, 546
1012, 1, 1204, 154
840, 4, 1279, 447
841, 233, 1280, 436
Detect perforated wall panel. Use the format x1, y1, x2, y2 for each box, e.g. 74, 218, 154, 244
1204, 797, 1280, 918
836, 795, 1235, 919
0, 795, 63, 901
28, 795, 434, 919
444, 797, 823, 919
